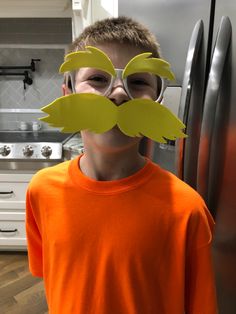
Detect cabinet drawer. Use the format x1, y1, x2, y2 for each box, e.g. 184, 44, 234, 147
0, 182, 29, 209
0, 212, 26, 247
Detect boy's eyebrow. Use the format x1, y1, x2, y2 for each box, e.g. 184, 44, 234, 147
122, 52, 175, 81
59, 46, 116, 76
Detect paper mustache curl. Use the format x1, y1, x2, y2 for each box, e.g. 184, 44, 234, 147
40, 46, 187, 143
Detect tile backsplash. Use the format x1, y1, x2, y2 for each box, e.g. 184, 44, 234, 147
0, 47, 65, 130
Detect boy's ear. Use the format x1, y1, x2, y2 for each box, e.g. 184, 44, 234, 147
62, 73, 73, 95
62, 83, 72, 95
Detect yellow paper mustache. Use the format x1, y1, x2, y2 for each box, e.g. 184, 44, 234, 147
40, 93, 187, 143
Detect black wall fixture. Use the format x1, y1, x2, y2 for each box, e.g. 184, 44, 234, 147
0, 59, 41, 89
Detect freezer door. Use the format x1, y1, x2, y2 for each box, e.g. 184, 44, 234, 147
209, 2, 236, 312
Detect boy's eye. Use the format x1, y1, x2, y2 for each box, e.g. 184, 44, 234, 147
129, 78, 149, 86
127, 73, 157, 90
76, 68, 111, 87
128, 78, 152, 91
88, 75, 109, 83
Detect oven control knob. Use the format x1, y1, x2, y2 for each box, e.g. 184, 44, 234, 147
41, 146, 52, 158
23, 145, 34, 157
0, 145, 11, 156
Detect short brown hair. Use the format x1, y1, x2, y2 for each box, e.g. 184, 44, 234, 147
68, 16, 161, 58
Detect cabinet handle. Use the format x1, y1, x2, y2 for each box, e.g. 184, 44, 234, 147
0, 191, 14, 194
0, 191, 14, 198
0, 228, 18, 233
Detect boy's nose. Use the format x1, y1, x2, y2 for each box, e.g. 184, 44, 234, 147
108, 78, 130, 105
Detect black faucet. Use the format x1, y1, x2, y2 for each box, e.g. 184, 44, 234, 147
30, 59, 41, 72
0, 59, 41, 89
23, 71, 33, 90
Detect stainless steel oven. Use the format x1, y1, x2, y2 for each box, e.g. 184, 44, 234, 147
0, 131, 73, 171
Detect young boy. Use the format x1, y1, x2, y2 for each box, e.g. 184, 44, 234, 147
26, 17, 218, 313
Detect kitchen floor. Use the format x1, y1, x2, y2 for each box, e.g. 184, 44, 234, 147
0, 251, 48, 314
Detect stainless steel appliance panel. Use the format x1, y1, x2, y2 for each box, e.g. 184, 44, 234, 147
0, 131, 73, 171
119, 0, 212, 84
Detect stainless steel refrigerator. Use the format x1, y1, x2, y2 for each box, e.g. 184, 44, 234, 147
119, 1, 236, 312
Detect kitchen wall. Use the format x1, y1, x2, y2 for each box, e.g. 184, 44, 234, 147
0, 18, 72, 131
0, 18, 72, 45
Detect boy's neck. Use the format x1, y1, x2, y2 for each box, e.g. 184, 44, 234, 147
79, 149, 146, 181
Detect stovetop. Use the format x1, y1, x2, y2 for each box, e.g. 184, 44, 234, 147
0, 131, 74, 160
0, 131, 73, 143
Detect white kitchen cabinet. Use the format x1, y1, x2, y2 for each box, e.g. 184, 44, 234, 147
0, 173, 33, 251
72, 0, 118, 40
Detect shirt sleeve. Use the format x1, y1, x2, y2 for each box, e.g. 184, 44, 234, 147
185, 204, 218, 314
25, 188, 43, 277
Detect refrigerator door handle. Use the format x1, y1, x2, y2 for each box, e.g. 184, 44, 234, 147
176, 20, 204, 180
197, 16, 232, 203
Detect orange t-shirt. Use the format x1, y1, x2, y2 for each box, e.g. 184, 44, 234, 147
26, 155, 217, 314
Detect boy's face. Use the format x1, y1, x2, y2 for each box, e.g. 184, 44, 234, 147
44, 44, 186, 145
75, 42, 149, 153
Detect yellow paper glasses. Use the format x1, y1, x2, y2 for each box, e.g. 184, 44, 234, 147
60, 46, 175, 102
69, 68, 163, 102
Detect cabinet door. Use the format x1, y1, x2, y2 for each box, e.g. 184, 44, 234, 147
0, 173, 33, 209
0, 181, 29, 209
0, 212, 27, 250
